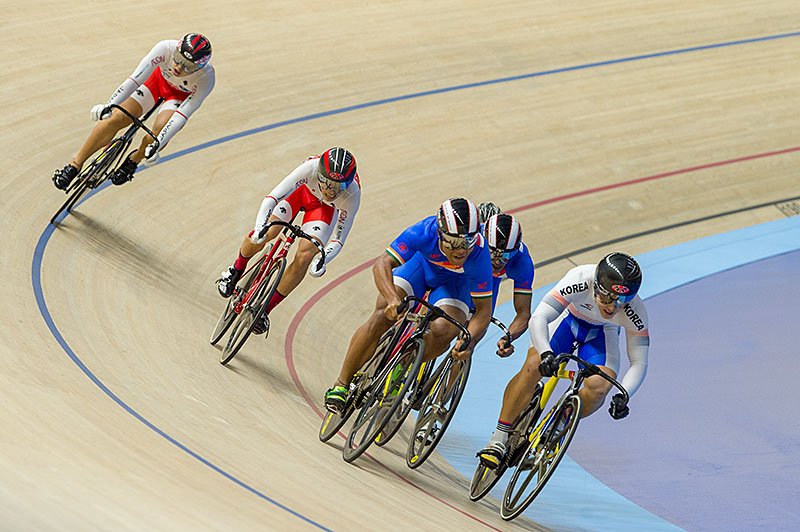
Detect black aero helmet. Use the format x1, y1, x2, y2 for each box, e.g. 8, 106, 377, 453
179, 33, 212, 69
437, 198, 479, 237
318, 147, 357, 184
477, 202, 502, 224
595, 252, 642, 304
485, 213, 522, 251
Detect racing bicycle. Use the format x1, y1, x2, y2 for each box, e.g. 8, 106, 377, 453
210, 220, 325, 365
50, 101, 162, 225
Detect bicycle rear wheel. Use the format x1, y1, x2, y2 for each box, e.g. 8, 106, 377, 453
342, 338, 425, 463
210, 255, 267, 345
406, 356, 470, 468
501, 394, 581, 521
469, 384, 542, 502
220, 257, 286, 365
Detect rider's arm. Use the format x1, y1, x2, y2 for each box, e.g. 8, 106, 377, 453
107, 40, 173, 106
619, 301, 650, 397
466, 296, 492, 350
150, 68, 215, 154
373, 252, 401, 305
252, 160, 316, 237
508, 292, 532, 341
320, 189, 361, 265
529, 291, 564, 354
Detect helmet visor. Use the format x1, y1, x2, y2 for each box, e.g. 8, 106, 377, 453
171, 48, 202, 74
317, 170, 348, 195
439, 230, 477, 251
594, 281, 634, 307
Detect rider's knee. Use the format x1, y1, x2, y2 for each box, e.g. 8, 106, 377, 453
429, 319, 458, 343
293, 244, 317, 266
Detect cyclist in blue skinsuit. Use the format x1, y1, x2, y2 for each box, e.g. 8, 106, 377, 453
324, 198, 494, 413
481, 212, 535, 357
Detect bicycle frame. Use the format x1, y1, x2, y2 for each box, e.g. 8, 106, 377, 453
233, 220, 326, 314
529, 353, 628, 446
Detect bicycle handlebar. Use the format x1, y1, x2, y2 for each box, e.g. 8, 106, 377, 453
489, 317, 513, 348
555, 352, 630, 403
107, 103, 162, 150
397, 295, 472, 348
257, 220, 327, 263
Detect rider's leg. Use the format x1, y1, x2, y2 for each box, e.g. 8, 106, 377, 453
128, 107, 173, 164
334, 287, 406, 387
265, 211, 333, 313
499, 346, 545, 426
422, 303, 465, 362
575, 330, 617, 417
578, 368, 615, 417
72, 98, 141, 169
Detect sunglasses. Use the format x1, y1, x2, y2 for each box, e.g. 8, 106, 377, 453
490, 247, 518, 263
439, 230, 477, 251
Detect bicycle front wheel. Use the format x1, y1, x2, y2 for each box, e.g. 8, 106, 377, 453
220, 257, 286, 365
210, 255, 267, 345
342, 338, 425, 463
501, 394, 581, 521
320, 326, 401, 443
374, 359, 433, 447
469, 385, 542, 502
50, 138, 126, 225
406, 356, 470, 468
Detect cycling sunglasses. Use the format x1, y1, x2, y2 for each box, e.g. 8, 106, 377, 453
439, 230, 478, 251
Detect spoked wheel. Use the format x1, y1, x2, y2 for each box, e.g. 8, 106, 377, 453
406, 356, 471, 468
50, 138, 125, 225
374, 359, 433, 447
210, 255, 267, 345
342, 338, 425, 463
320, 327, 399, 443
220, 257, 286, 365
501, 394, 581, 521
469, 385, 543, 502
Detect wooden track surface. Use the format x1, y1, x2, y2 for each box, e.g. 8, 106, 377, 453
2, 1, 798, 529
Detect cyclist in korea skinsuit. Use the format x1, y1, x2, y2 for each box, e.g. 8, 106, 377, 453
477, 252, 650, 467
53, 33, 215, 190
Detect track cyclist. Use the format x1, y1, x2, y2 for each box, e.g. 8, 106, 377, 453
482, 212, 535, 357
477, 252, 650, 468
53, 33, 215, 190
324, 197, 494, 413
216, 147, 361, 336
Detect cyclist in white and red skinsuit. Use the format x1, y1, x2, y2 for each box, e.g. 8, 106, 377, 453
477, 252, 650, 468
216, 148, 361, 335
53, 33, 215, 190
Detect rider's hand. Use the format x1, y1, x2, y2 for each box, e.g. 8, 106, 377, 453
90, 104, 111, 122
496, 337, 514, 358
308, 256, 326, 278
609, 393, 629, 420
451, 338, 473, 361
384, 298, 403, 321
250, 225, 269, 245
537, 351, 558, 377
